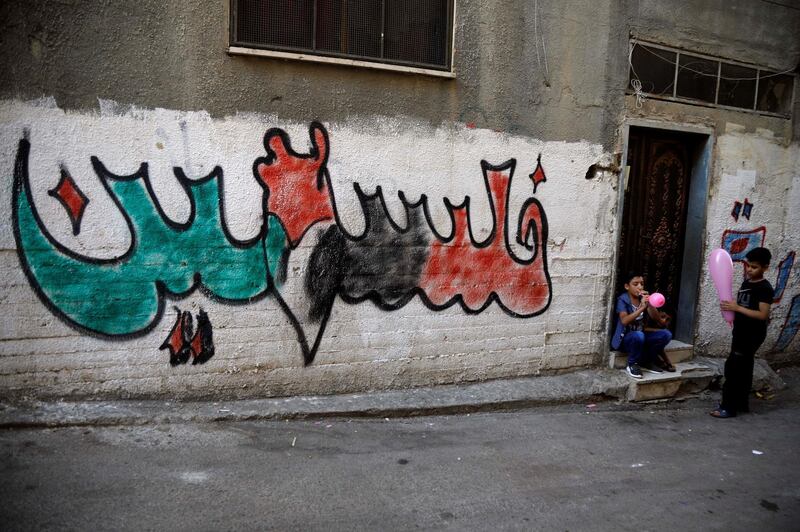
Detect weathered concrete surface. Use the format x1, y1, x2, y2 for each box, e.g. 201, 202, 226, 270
0, 0, 627, 146
699, 356, 788, 394
0, 361, 784, 428
0, 100, 612, 400
1, 367, 798, 531
1, 1, 799, 401
0, 369, 632, 428
625, 0, 800, 141
625, 361, 714, 402
5, 1, 797, 150
629, 0, 800, 70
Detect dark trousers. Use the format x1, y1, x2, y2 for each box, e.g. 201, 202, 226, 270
622, 329, 672, 367
720, 334, 764, 414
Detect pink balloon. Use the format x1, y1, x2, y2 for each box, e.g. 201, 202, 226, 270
649, 292, 665, 308
708, 248, 734, 326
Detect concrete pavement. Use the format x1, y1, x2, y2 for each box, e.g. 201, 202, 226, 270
0, 357, 787, 428
1, 367, 798, 531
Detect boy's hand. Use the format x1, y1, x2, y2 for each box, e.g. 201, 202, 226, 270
720, 300, 739, 312
640, 291, 650, 307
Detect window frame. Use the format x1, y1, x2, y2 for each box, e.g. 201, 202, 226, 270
629, 39, 796, 119
228, 0, 457, 78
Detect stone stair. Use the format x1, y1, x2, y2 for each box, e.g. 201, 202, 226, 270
609, 340, 716, 401
608, 339, 693, 369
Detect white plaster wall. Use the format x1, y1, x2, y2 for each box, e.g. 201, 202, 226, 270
0, 99, 614, 399
695, 126, 800, 360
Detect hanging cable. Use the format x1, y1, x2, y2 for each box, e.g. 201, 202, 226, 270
633, 41, 795, 81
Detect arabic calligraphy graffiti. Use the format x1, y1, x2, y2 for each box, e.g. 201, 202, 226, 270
13, 122, 553, 365
13, 135, 287, 338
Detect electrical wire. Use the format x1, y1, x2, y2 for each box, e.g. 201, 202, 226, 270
628, 43, 647, 107
534, 0, 550, 86
633, 41, 796, 81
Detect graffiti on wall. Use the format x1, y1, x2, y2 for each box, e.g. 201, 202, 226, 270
773, 251, 795, 304
775, 295, 800, 352
13, 134, 287, 338
160, 307, 215, 366
730, 198, 754, 222
13, 123, 552, 365
721, 226, 766, 263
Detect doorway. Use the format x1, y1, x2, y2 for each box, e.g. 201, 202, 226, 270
615, 124, 712, 343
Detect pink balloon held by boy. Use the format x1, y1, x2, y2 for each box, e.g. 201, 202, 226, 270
610, 272, 674, 379
648, 292, 665, 308
708, 248, 736, 327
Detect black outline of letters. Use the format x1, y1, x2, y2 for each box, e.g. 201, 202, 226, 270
14, 122, 552, 366
13, 136, 277, 341
251, 125, 552, 364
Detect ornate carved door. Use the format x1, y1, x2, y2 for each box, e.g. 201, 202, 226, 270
617, 129, 692, 328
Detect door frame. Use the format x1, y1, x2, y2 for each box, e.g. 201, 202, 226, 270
610, 119, 715, 345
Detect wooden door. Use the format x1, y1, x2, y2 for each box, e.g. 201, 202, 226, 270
617, 129, 693, 328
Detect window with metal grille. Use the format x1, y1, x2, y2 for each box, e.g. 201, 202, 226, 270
628, 40, 796, 118
231, 0, 454, 72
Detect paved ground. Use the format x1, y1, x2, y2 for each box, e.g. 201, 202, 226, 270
1, 368, 799, 531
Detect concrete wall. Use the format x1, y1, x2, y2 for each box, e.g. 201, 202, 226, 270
623, 0, 800, 363
0, 99, 610, 398
621, 95, 800, 365
0, 0, 626, 147
698, 129, 800, 364
1, 1, 798, 399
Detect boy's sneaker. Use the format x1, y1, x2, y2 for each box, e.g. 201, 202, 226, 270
626, 364, 643, 379
640, 362, 664, 374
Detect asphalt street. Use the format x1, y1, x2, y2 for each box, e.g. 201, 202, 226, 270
2, 368, 799, 531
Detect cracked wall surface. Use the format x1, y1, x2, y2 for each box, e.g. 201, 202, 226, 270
0, 1, 798, 399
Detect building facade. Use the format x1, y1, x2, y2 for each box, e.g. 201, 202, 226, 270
1, 0, 798, 399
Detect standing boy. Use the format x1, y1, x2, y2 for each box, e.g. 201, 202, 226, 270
611, 272, 673, 379
711, 247, 774, 418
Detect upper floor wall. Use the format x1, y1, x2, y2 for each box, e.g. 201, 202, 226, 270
4, 1, 795, 150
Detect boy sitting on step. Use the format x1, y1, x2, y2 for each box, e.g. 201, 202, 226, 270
611, 271, 673, 379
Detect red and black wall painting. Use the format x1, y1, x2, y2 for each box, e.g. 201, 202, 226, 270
14, 122, 553, 367
255, 124, 552, 364
160, 307, 215, 366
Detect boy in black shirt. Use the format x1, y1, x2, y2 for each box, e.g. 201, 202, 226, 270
711, 247, 774, 418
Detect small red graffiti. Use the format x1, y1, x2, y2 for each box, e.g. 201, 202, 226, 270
159, 307, 215, 366
529, 158, 546, 192
48, 168, 89, 235
729, 237, 749, 255
420, 161, 550, 316
256, 124, 333, 247
721, 226, 766, 263
161, 309, 189, 357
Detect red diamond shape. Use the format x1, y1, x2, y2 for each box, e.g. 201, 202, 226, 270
529, 155, 547, 193
48, 167, 89, 235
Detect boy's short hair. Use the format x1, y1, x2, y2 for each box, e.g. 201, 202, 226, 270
745, 247, 771, 266
621, 270, 643, 285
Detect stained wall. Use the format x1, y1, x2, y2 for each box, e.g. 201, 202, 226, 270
1, 1, 798, 399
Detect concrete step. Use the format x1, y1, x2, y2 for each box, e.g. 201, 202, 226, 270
609, 339, 694, 369
624, 361, 715, 402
